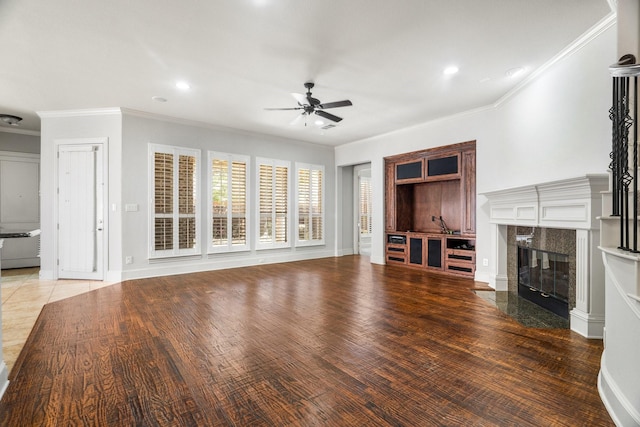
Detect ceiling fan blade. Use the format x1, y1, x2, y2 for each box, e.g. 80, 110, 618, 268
291, 92, 308, 106
315, 110, 343, 123
264, 107, 303, 111
318, 100, 352, 109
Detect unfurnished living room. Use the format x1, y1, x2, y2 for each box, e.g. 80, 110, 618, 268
0, 1, 638, 426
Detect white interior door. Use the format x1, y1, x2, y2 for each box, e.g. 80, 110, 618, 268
354, 164, 372, 256
58, 144, 104, 280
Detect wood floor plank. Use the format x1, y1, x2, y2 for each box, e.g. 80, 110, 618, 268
0, 256, 612, 426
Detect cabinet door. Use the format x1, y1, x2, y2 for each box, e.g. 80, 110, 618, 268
385, 162, 396, 231
408, 236, 424, 266
427, 237, 443, 269
426, 153, 460, 181
395, 159, 424, 183
0, 155, 41, 268
461, 150, 476, 234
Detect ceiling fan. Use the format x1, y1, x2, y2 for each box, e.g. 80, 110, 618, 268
265, 82, 352, 124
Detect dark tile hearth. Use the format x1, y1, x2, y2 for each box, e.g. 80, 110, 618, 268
474, 290, 570, 329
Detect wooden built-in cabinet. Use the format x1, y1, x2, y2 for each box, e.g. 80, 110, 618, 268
385, 141, 476, 277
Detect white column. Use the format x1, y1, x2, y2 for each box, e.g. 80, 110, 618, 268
570, 229, 605, 338
491, 224, 509, 291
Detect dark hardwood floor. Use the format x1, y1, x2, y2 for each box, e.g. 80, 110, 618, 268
0, 256, 612, 426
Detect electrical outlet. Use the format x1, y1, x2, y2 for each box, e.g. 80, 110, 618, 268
482, 258, 489, 267
125, 256, 133, 265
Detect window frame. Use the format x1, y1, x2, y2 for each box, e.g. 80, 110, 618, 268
295, 162, 325, 247
207, 151, 250, 253
148, 144, 201, 259
255, 157, 291, 250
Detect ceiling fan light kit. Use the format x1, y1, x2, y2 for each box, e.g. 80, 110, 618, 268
0, 114, 23, 126
266, 82, 353, 126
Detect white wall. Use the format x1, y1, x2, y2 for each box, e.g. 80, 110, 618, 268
38, 109, 123, 281
0, 131, 40, 154
335, 23, 616, 284
120, 112, 336, 279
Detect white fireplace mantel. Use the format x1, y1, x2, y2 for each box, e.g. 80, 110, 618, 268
483, 174, 609, 230
482, 174, 609, 338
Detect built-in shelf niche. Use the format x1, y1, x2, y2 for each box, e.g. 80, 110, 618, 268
396, 180, 461, 233
385, 140, 476, 278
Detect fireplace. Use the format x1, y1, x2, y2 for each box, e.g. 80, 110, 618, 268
517, 246, 569, 318
482, 175, 608, 338
508, 226, 575, 319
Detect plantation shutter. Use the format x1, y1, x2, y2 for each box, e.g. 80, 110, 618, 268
150, 145, 200, 258
296, 163, 324, 246
257, 158, 290, 249
359, 175, 372, 235
208, 152, 249, 252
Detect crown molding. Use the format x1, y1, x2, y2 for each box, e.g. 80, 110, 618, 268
0, 127, 40, 137
495, 11, 617, 108
37, 107, 123, 119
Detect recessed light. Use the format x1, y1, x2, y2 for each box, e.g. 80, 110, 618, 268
152, 96, 167, 103
443, 66, 459, 76
176, 81, 191, 90
506, 67, 525, 78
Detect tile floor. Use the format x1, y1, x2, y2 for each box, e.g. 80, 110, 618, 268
474, 290, 570, 329
1, 267, 114, 373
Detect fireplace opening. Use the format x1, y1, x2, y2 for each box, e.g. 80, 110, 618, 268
517, 246, 569, 319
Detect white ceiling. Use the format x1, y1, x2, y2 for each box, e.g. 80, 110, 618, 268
0, 0, 613, 146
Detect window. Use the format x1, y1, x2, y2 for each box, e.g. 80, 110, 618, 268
149, 144, 200, 258
208, 152, 249, 252
256, 158, 290, 249
295, 163, 324, 246
359, 174, 372, 236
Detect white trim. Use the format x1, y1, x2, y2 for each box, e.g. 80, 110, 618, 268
38, 107, 122, 119
120, 249, 336, 281
148, 143, 201, 259
0, 127, 40, 137
494, 11, 617, 108
0, 151, 40, 161
599, 349, 640, 427
54, 137, 109, 281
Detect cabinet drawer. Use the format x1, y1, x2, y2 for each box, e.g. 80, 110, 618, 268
386, 243, 407, 265
446, 261, 475, 276
446, 249, 475, 263
386, 253, 407, 265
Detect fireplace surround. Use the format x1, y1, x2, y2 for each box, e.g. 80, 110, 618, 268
513, 228, 573, 318
483, 175, 609, 338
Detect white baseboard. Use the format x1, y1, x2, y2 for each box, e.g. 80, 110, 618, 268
336, 248, 354, 257
599, 353, 640, 427
370, 255, 385, 265
120, 249, 337, 281
474, 270, 492, 285
570, 308, 604, 339
39, 269, 54, 280
490, 273, 508, 291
